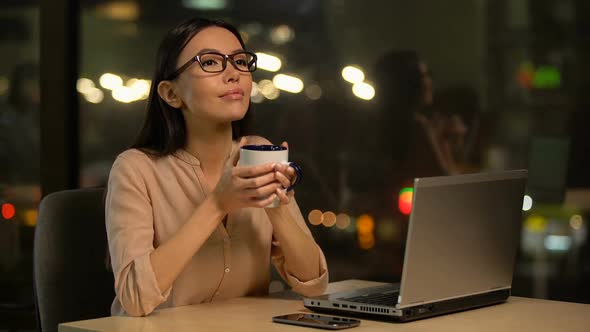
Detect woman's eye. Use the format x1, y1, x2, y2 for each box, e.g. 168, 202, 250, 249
202, 59, 218, 67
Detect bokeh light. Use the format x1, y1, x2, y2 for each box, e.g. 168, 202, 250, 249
570, 214, 583, 230
335, 213, 351, 229
341, 66, 365, 84
352, 82, 375, 100
398, 187, 413, 215
522, 195, 533, 211
322, 211, 337, 227
2, 203, 16, 220
308, 209, 323, 226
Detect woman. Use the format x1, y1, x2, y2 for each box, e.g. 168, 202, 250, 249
105, 18, 328, 317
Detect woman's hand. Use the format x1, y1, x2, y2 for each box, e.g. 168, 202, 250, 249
211, 138, 282, 213
272, 141, 296, 206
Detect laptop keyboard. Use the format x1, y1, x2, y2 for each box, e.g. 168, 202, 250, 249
343, 291, 399, 306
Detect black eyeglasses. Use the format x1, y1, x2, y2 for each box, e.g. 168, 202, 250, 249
168, 51, 257, 80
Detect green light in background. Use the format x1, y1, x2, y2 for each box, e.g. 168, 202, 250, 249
533, 66, 561, 89
182, 0, 226, 10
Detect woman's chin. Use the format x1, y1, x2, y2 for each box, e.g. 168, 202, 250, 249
219, 108, 248, 123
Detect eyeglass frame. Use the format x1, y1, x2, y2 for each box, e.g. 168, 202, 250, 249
167, 51, 257, 80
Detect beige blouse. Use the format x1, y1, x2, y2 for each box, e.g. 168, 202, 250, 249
105, 148, 329, 316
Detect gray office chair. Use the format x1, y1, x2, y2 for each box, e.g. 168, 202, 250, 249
34, 188, 114, 332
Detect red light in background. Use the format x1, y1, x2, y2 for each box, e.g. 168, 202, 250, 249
398, 188, 413, 215
2, 203, 16, 220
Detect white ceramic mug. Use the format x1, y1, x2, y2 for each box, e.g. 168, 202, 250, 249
239, 144, 303, 208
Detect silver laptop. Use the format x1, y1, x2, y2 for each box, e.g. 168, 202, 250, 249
304, 170, 527, 322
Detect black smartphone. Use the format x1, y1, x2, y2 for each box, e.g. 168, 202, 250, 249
272, 313, 361, 330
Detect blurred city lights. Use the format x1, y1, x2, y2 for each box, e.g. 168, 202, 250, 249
250, 82, 259, 97
23, 209, 38, 227
251, 93, 265, 103
398, 187, 414, 215
250, 82, 264, 103
76, 78, 96, 93
182, 0, 227, 10
99, 73, 123, 90
533, 66, 561, 89
270, 25, 295, 44
2, 203, 16, 220
517, 61, 534, 89
524, 215, 547, 233
322, 211, 337, 227
112, 86, 140, 103
126, 78, 151, 100
341, 66, 365, 84
544, 235, 571, 252
570, 214, 583, 230
358, 233, 375, 250
522, 195, 533, 211
357, 214, 376, 249
308, 209, 323, 226
352, 82, 375, 100
265, 89, 280, 100
517, 61, 561, 90
256, 52, 282, 72
258, 79, 280, 99
335, 213, 351, 229
305, 83, 323, 100
272, 74, 304, 93
356, 214, 375, 234
97, 1, 140, 21
84, 88, 104, 104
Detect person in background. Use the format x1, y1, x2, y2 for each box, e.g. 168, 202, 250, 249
105, 17, 328, 317
372, 50, 470, 276
374, 50, 467, 181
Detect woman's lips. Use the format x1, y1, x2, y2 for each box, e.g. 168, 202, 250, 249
220, 88, 245, 100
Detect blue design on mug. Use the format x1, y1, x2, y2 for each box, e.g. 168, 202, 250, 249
287, 162, 303, 192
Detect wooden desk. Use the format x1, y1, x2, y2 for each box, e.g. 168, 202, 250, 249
60, 280, 590, 332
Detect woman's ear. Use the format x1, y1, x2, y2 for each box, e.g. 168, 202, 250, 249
157, 80, 184, 109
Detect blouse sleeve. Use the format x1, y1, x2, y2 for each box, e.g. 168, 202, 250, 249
105, 153, 171, 316
269, 198, 329, 296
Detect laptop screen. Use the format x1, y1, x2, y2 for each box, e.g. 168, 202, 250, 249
398, 170, 527, 308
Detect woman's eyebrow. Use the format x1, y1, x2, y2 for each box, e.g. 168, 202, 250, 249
196, 48, 219, 54
196, 48, 246, 54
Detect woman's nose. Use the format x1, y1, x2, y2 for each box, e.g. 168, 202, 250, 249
223, 61, 240, 83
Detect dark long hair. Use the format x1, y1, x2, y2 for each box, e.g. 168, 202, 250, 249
131, 17, 253, 156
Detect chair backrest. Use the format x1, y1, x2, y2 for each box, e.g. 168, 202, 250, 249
34, 188, 114, 332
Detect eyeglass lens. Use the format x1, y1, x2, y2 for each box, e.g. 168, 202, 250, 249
199, 52, 255, 73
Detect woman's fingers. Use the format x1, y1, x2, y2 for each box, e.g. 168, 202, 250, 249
233, 162, 276, 178
274, 170, 292, 188
245, 181, 281, 199
252, 193, 278, 207
275, 187, 293, 205
239, 171, 277, 189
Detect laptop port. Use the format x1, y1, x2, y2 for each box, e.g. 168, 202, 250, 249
350, 305, 357, 309
342, 304, 348, 308
333, 303, 340, 308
